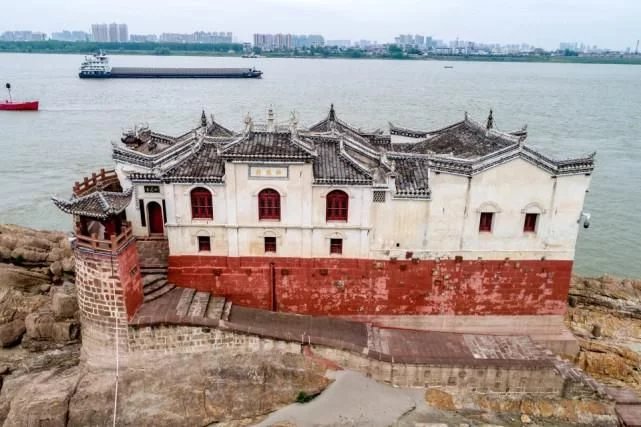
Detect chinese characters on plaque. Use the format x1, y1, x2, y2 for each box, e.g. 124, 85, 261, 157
249, 166, 288, 179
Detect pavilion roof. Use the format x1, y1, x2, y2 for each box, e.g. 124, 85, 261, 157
52, 187, 133, 220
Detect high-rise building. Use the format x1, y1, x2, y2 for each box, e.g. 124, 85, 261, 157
256, 33, 323, 50
307, 34, 325, 47
108, 23, 119, 42
118, 24, 128, 43
254, 33, 293, 50
274, 33, 293, 50
91, 24, 109, 42
415, 34, 425, 47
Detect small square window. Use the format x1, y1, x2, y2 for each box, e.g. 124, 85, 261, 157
264, 237, 276, 253
330, 238, 343, 255
524, 213, 538, 233
198, 236, 211, 252
479, 212, 494, 232
373, 191, 386, 203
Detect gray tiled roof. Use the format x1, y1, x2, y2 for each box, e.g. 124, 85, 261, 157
313, 140, 373, 185
107, 108, 594, 201
163, 143, 225, 182
393, 121, 519, 159
220, 131, 315, 160
52, 188, 133, 219
392, 158, 431, 198
206, 121, 235, 137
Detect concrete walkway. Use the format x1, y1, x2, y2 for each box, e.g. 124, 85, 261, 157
256, 370, 423, 427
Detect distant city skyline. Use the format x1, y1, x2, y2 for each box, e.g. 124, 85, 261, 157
3, 0, 639, 51
1, 26, 634, 54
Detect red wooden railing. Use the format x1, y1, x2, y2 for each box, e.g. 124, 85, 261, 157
74, 222, 134, 253
73, 169, 120, 196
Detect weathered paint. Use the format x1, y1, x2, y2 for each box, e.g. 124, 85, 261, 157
168, 255, 572, 317
117, 241, 144, 319
122, 158, 592, 263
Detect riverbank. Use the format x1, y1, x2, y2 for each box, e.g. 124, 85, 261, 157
2, 41, 641, 65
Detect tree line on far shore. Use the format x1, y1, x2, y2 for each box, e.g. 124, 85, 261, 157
0, 40, 243, 55
1, 41, 640, 65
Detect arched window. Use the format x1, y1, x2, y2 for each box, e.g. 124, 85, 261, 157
326, 190, 348, 221
191, 187, 213, 219
258, 189, 281, 220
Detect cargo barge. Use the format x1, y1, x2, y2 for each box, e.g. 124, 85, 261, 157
78, 52, 262, 79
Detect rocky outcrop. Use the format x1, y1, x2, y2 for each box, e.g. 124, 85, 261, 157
569, 275, 641, 319
0, 320, 25, 348
0, 352, 330, 427
0, 224, 73, 273
422, 388, 618, 426
567, 275, 641, 391
474, 394, 617, 426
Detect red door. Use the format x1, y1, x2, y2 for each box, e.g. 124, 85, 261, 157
147, 202, 164, 235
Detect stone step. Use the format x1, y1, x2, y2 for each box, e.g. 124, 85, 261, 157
206, 297, 226, 320
175, 288, 196, 317
140, 267, 168, 275
188, 292, 211, 318
222, 300, 232, 321
143, 283, 176, 303
142, 274, 166, 287
143, 279, 168, 295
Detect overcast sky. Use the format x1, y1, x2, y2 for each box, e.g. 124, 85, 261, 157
6, 0, 638, 50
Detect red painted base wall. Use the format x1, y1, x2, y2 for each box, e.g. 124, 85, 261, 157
118, 241, 143, 319
168, 256, 572, 316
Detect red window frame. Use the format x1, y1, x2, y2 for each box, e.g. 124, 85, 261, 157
479, 212, 494, 232
198, 236, 211, 252
330, 238, 343, 254
524, 213, 538, 232
191, 188, 213, 219
326, 190, 348, 221
258, 189, 281, 220
264, 236, 277, 253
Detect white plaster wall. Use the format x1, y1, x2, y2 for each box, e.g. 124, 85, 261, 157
458, 159, 590, 259
125, 156, 590, 262
369, 197, 431, 256
367, 158, 591, 261
163, 162, 373, 258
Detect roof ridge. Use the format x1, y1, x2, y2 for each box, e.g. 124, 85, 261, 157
97, 192, 110, 211
338, 140, 373, 176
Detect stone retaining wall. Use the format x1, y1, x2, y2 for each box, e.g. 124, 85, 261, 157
312, 346, 566, 396
125, 322, 568, 397
127, 324, 300, 358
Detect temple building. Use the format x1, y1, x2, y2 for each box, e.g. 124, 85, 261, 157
53, 106, 595, 354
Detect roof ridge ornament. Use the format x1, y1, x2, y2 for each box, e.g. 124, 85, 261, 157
267, 106, 275, 132
289, 110, 299, 136
329, 103, 336, 121
486, 109, 494, 130
201, 109, 208, 128
244, 112, 253, 133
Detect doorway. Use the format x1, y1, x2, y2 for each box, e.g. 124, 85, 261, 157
147, 202, 164, 235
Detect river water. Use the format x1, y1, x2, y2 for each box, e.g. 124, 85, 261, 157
0, 53, 639, 277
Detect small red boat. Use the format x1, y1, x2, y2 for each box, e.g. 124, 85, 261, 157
0, 83, 39, 111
